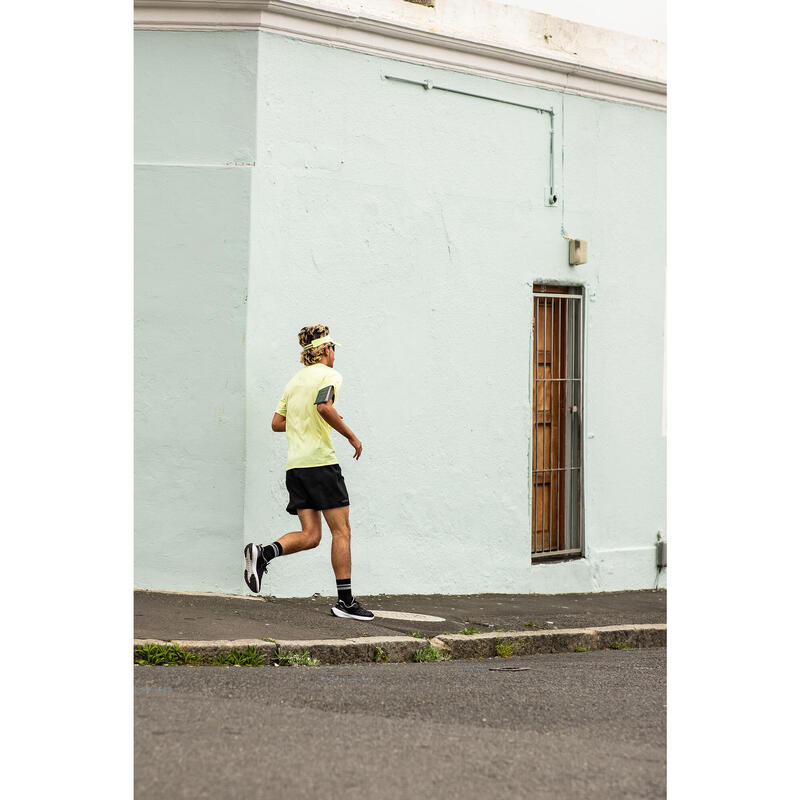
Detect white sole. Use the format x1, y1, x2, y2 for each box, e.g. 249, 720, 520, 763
243, 544, 260, 593
331, 605, 374, 621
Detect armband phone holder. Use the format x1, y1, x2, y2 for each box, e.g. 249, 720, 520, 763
315, 385, 335, 404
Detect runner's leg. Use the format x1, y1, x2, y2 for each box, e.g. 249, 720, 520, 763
322, 506, 351, 579
323, 505, 374, 620
274, 508, 322, 554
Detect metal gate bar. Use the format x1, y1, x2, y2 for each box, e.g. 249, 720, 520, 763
532, 289, 583, 560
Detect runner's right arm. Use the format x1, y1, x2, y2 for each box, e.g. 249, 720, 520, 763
316, 401, 362, 460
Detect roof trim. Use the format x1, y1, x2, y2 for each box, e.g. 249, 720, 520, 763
134, 1, 667, 109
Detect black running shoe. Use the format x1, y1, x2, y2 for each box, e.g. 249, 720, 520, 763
243, 543, 267, 593
331, 599, 374, 621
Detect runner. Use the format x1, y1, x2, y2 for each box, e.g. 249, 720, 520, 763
244, 324, 374, 621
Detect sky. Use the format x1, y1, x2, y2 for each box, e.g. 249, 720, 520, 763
489, 0, 667, 41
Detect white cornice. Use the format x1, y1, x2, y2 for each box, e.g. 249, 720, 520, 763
134, 0, 667, 110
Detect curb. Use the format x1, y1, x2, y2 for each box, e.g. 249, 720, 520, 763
434, 624, 666, 660
134, 639, 277, 663
134, 624, 665, 666
272, 636, 424, 664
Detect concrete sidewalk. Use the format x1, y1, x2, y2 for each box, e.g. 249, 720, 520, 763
135, 589, 666, 664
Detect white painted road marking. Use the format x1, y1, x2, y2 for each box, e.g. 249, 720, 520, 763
372, 610, 446, 623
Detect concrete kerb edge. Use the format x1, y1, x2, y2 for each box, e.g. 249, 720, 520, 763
435, 623, 667, 660
134, 638, 278, 662
134, 624, 666, 665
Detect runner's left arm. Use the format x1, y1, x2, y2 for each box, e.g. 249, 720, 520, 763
273, 386, 288, 431
271, 413, 286, 432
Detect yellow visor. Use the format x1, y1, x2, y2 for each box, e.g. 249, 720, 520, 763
302, 335, 341, 350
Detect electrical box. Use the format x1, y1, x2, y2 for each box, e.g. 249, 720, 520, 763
569, 239, 587, 266
656, 539, 667, 568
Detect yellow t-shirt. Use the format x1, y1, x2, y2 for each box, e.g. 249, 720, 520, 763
275, 363, 343, 470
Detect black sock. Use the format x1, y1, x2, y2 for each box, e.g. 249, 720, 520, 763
336, 578, 353, 606
263, 542, 283, 562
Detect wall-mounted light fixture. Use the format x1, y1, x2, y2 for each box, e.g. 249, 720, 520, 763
568, 239, 587, 266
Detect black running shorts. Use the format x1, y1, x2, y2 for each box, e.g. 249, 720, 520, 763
285, 464, 350, 515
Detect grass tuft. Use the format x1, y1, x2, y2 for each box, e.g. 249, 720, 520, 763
457, 625, 481, 635
374, 646, 389, 663
413, 645, 451, 663
609, 642, 634, 650
212, 647, 266, 666
573, 645, 590, 652
274, 650, 321, 667
524, 621, 540, 629
495, 640, 514, 658
135, 643, 203, 666
407, 631, 426, 639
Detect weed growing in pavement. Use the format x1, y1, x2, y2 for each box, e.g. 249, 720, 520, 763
573, 645, 590, 652
212, 647, 266, 667
413, 645, 451, 662
457, 626, 481, 635
135, 644, 203, 666
495, 641, 514, 658
524, 621, 540, 629
260, 637, 276, 643
408, 631, 426, 639
374, 646, 389, 663
274, 650, 321, 666
609, 642, 633, 650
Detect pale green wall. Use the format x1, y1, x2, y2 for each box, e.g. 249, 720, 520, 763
134, 32, 257, 165
134, 32, 257, 592
245, 33, 666, 597
135, 29, 666, 595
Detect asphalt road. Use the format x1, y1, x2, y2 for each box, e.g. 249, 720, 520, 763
135, 648, 666, 799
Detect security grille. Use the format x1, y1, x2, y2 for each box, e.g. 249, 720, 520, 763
532, 287, 584, 560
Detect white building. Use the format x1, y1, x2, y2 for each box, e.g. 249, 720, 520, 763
135, 0, 666, 596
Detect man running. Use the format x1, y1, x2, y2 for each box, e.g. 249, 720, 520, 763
244, 324, 374, 621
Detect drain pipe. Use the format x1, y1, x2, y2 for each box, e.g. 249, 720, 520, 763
382, 74, 558, 206
559, 93, 572, 242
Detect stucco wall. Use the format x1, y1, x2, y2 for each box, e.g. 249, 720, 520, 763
134, 32, 257, 592
134, 28, 666, 596
245, 33, 666, 597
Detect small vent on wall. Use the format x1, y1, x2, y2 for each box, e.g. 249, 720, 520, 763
404, 0, 435, 7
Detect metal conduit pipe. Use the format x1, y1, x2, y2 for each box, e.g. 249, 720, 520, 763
382, 74, 557, 205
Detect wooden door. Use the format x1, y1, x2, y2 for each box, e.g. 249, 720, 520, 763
532, 289, 567, 553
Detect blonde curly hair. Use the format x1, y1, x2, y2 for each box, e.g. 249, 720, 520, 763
298, 324, 332, 366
